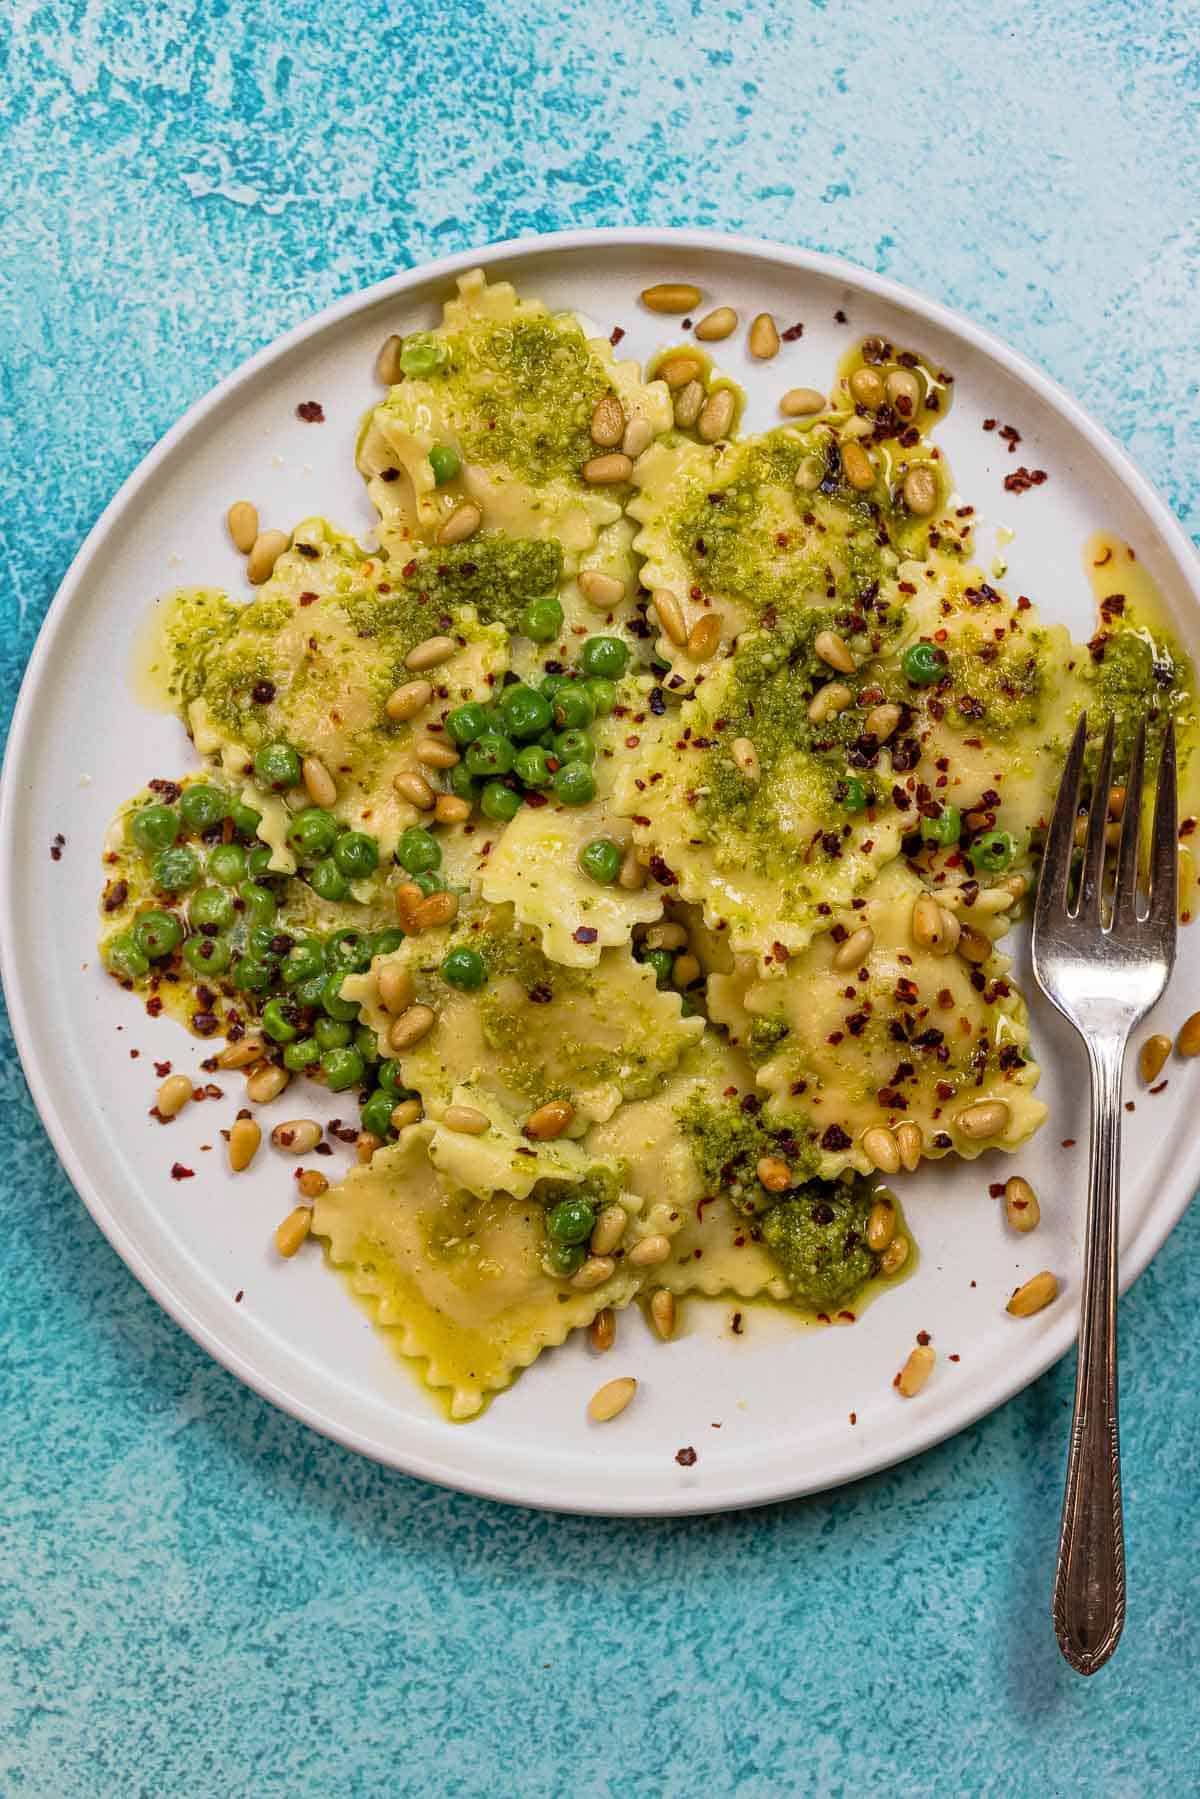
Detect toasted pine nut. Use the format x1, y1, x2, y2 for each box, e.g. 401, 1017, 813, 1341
698, 388, 736, 443
385, 678, 433, 721
357, 1130, 383, 1163
590, 393, 625, 447
650, 1289, 677, 1340
641, 283, 701, 314
757, 1155, 792, 1193
435, 793, 472, 824
436, 502, 481, 546
583, 452, 633, 485
1004, 1176, 1040, 1233
832, 925, 874, 971
748, 312, 780, 359
659, 353, 702, 390
156, 1073, 193, 1118
1107, 785, 1126, 820
218, 1035, 267, 1070
1176, 1012, 1200, 1057
730, 736, 759, 781
393, 769, 436, 810
444, 1104, 490, 1135
880, 1235, 909, 1275
389, 1003, 436, 1050
578, 569, 626, 610
808, 680, 853, 723
271, 1118, 322, 1154
780, 387, 825, 417
672, 952, 701, 989
629, 1234, 671, 1268
524, 1100, 574, 1141
572, 1256, 616, 1291
795, 456, 824, 491
955, 1098, 1010, 1141
247, 529, 289, 585
227, 500, 259, 554
1006, 1270, 1059, 1317
839, 414, 874, 440
274, 1206, 312, 1258
229, 1115, 261, 1172
886, 368, 922, 416
415, 891, 458, 930
912, 894, 959, 954
902, 467, 938, 516
895, 1121, 923, 1172
415, 736, 460, 769
673, 380, 704, 427
376, 332, 404, 385
651, 588, 687, 647
618, 847, 646, 891
590, 1308, 616, 1352
814, 629, 857, 674
297, 1167, 329, 1200
302, 756, 337, 807
849, 365, 886, 410
841, 441, 876, 491
958, 924, 992, 964
864, 702, 901, 743
394, 881, 424, 927
866, 1196, 896, 1252
588, 1375, 637, 1420
590, 1204, 628, 1257
405, 634, 457, 672
390, 1099, 422, 1130
687, 613, 721, 660
377, 964, 414, 1015
646, 922, 688, 951
621, 415, 653, 459
862, 1126, 901, 1175
1139, 1033, 1171, 1082
897, 1343, 935, 1397
246, 1063, 289, 1105
694, 306, 737, 341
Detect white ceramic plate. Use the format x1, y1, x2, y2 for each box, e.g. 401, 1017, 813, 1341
4, 229, 1198, 1515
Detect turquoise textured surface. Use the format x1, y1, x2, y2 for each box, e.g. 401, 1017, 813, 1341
2, 1, 1198, 1791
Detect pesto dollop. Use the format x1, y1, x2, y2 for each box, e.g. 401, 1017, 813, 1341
760, 1181, 879, 1311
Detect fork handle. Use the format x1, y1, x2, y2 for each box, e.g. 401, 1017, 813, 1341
1053, 1034, 1126, 1675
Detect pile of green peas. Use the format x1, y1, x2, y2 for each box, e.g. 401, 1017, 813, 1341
543, 1194, 597, 1277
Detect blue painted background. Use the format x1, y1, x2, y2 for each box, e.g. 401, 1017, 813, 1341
2, 2, 1198, 1792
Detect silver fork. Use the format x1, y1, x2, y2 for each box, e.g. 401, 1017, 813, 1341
1031, 710, 1177, 1675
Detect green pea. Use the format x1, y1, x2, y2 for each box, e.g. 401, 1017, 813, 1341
539, 674, 567, 700
411, 869, 443, 896
901, 642, 944, 686
105, 932, 150, 981
446, 702, 491, 746
584, 676, 617, 717
179, 785, 230, 834
465, 732, 516, 778
287, 807, 339, 860
314, 1017, 352, 1050
246, 926, 283, 962
545, 1240, 587, 1277
129, 804, 180, 854
231, 955, 274, 994
643, 947, 674, 988
579, 838, 621, 885
183, 934, 231, 975
322, 1046, 366, 1092
921, 805, 962, 847
398, 334, 444, 378
283, 1037, 321, 1072
321, 971, 360, 1021
554, 729, 595, 765
327, 929, 372, 973
395, 827, 441, 875
512, 745, 549, 787
245, 845, 274, 879
231, 802, 263, 840
970, 830, 1017, 874
239, 881, 277, 928
309, 857, 351, 902
480, 781, 523, 822
839, 777, 868, 814
520, 596, 563, 643
294, 973, 329, 1008
440, 945, 486, 991
367, 928, 406, 958
253, 741, 302, 791
360, 1089, 397, 1138
262, 996, 302, 1043
282, 938, 326, 986
151, 846, 200, 894
552, 761, 596, 807
189, 885, 235, 932
377, 1059, 411, 1098
355, 1023, 380, 1064
553, 685, 595, 730
333, 831, 380, 880
448, 764, 480, 803
580, 636, 629, 680
208, 843, 247, 886
497, 685, 552, 741
429, 444, 460, 484
546, 1197, 595, 1246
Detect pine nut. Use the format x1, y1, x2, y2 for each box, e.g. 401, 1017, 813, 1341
227, 500, 259, 554
757, 1155, 792, 1192
302, 756, 337, 807
444, 1104, 490, 1135
229, 1115, 261, 1172
866, 1196, 896, 1251
389, 1004, 436, 1050
903, 467, 938, 516
394, 881, 423, 928
274, 1206, 312, 1258
912, 893, 959, 954
814, 630, 857, 674
897, 1343, 935, 1397
730, 736, 759, 781
808, 680, 853, 723
672, 952, 701, 989
957, 924, 991, 964
862, 1126, 901, 1175
524, 1100, 574, 1140
1006, 1270, 1058, 1317
415, 891, 458, 930
1176, 1012, 1200, 1057
578, 569, 626, 610
1004, 1176, 1040, 1233
886, 367, 922, 415
659, 354, 702, 390
386, 678, 433, 721
588, 1375, 637, 1420
841, 442, 876, 491
377, 964, 414, 1015
832, 925, 874, 971
436, 502, 481, 546
673, 381, 704, 427
247, 529, 290, 585
628, 1234, 671, 1268
218, 1035, 267, 1069
864, 702, 901, 743
848, 365, 886, 409
891, 1122, 921, 1173
650, 1289, 677, 1340
376, 332, 404, 385
393, 769, 436, 810
582, 452, 633, 485
357, 1131, 383, 1163
694, 306, 737, 341
156, 1073, 193, 1118
415, 736, 460, 769
641, 283, 701, 314
795, 456, 824, 491
622, 416, 653, 459
880, 1235, 909, 1275
651, 588, 687, 647
646, 922, 688, 950
405, 635, 457, 672
1001, 873, 1027, 902
246, 1063, 290, 1105
1107, 785, 1126, 820
697, 388, 736, 443
1139, 1033, 1171, 1082
297, 1168, 329, 1199
840, 414, 874, 441
589, 1308, 616, 1352
618, 847, 646, 891
271, 1118, 322, 1154
780, 387, 825, 417
748, 312, 780, 359
435, 793, 471, 824
590, 393, 625, 447
572, 1255, 616, 1291
590, 1205, 627, 1257
955, 1098, 1010, 1140
687, 613, 721, 660
390, 1099, 422, 1130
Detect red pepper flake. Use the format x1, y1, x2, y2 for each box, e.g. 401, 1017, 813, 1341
916, 1329, 931, 1346
1061, 1137, 1076, 1148
610, 325, 625, 346
50, 833, 66, 861
1150, 1080, 1168, 1095
170, 1163, 194, 1181
1179, 817, 1197, 839
834, 309, 848, 324
780, 321, 804, 341
675, 1446, 698, 1467
573, 926, 599, 944
982, 418, 996, 432
146, 995, 163, 1017
1003, 466, 1048, 495
999, 424, 1021, 453
625, 734, 640, 749
731, 1311, 744, 1335
296, 400, 325, 422
1093, 547, 1113, 567
988, 1182, 1005, 1198
949, 1353, 960, 1363
648, 854, 678, 887
1125, 1100, 1135, 1112
102, 879, 128, 913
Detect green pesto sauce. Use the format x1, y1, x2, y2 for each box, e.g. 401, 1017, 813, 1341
533, 1162, 627, 1214
941, 623, 1050, 740
746, 1016, 790, 1066
403, 536, 563, 633
677, 1092, 818, 1218
1086, 622, 1198, 773
444, 315, 609, 486
760, 1181, 879, 1312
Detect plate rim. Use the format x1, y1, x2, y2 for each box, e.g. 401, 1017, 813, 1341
3, 224, 1198, 1516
